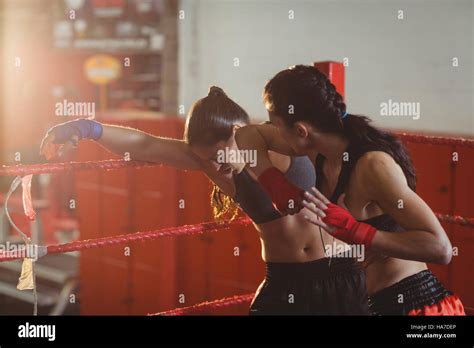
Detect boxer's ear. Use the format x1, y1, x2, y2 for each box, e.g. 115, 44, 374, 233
294, 121, 309, 138
232, 124, 243, 133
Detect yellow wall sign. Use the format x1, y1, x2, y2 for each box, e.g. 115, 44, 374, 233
84, 54, 122, 85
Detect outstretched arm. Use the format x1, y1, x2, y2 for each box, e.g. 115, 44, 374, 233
39, 119, 201, 170
97, 125, 201, 170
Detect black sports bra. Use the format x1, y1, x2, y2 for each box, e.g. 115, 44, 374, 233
315, 143, 404, 232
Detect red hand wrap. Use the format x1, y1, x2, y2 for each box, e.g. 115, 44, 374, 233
258, 167, 304, 214
322, 203, 377, 249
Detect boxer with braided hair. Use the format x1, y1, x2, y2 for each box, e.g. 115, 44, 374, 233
237, 65, 465, 315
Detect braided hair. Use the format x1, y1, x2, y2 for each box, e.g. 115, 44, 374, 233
263, 65, 416, 190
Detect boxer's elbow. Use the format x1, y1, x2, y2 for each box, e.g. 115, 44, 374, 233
432, 237, 452, 265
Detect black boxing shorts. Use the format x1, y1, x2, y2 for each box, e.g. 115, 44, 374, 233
249, 256, 370, 315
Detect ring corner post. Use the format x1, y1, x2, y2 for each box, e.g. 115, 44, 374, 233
314, 61, 345, 100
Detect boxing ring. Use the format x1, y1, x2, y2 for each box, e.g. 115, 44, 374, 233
0, 132, 473, 316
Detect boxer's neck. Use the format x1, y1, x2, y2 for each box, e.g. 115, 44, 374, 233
308, 132, 348, 166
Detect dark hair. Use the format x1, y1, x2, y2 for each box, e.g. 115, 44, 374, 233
184, 86, 250, 221
263, 65, 416, 189
184, 86, 250, 146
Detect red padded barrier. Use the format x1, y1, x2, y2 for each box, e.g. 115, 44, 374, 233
129, 118, 182, 314
450, 148, 474, 308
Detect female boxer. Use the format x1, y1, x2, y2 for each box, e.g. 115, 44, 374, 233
40, 86, 370, 315
237, 65, 465, 315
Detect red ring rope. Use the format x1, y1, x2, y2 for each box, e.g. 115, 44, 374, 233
0, 211, 471, 263
0, 217, 252, 262
149, 293, 254, 316
436, 213, 474, 228
0, 159, 157, 176
0, 134, 472, 177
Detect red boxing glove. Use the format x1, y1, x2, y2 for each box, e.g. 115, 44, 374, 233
322, 203, 377, 249
258, 167, 304, 214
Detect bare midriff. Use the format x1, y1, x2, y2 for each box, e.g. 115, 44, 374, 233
255, 209, 349, 263
362, 253, 428, 295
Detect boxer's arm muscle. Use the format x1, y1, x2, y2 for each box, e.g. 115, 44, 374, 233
97, 125, 202, 170
235, 123, 296, 176
360, 152, 452, 264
